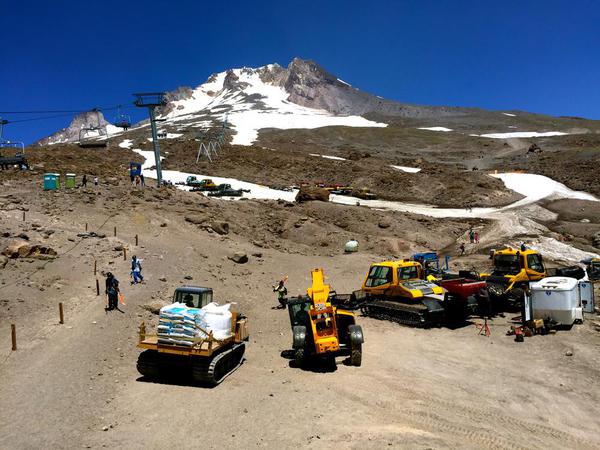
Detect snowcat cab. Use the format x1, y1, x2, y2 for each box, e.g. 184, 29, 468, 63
173, 286, 213, 309
484, 248, 546, 304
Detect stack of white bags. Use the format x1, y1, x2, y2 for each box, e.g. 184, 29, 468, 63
157, 302, 233, 346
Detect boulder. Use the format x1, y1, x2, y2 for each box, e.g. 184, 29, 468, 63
378, 219, 392, 229
2, 240, 56, 259
2, 239, 31, 258
228, 252, 248, 264
211, 221, 230, 235
0, 255, 8, 268
295, 186, 330, 203
185, 214, 208, 225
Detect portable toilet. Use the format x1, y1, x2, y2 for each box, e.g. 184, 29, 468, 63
43, 173, 60, 190
529, 277, 595, 325
65, 173, 76, 188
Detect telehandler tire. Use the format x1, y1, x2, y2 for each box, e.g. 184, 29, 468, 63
294, 348, 305, 367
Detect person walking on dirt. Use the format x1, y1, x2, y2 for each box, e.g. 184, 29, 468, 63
82, 174, 87, 188
469, 229, 475, 244
273, 277, 288, 309
94, 176, 98, 186
105, 272, 121, 311
474, 231, 479, 244
459, 243, 466, 256
131, 256, 144, 284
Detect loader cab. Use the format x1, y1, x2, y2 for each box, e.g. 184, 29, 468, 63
287, 296, 311, 328
173, 286, 213, 309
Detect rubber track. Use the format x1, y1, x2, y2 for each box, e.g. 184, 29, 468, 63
193, 342, 245, 386
361, 300, 433, 327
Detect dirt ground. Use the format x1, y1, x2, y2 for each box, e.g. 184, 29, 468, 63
1, 169, 600, 449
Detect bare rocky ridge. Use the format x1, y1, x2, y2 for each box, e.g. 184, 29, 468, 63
36, 110, 110, 146
282, 58, 463, 117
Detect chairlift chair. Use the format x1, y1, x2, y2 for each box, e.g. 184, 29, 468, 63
78, 109, 109, 148
114, 105, 131, 130
78, 127, 108, 148
0, 119, 25, 154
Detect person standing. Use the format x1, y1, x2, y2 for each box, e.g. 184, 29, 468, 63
131, 256, 144, 284
94, 176, 99, 186
474, 231, 479, 244
105, 272, 121, 311
82, 174, 87, 187
469, 229, 475, 244
459, 243, 466, 256
272, 278, 288, 309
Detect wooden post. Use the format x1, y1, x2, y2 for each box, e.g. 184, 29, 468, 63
85, 223, 88, 231
94, 260, 97, 276
59, 302, 64, 324
139, 322, 146, 343
22, 211, 25, 221
113, 226, 117, 237
123, 247, 127, 260
135, 234, 138, 246
96, 278, 100, 296
11, 324, 16, 351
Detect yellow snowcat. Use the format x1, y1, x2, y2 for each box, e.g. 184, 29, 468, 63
136, 286, 248, 386
483, 248, 546, 305
287, 269, 363, 367
585, 258, 600, 281
358, 259, 447, 326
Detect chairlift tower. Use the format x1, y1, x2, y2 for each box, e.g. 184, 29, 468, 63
133, 93, 167, 187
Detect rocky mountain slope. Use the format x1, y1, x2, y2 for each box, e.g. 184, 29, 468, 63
36, 110, 116, 146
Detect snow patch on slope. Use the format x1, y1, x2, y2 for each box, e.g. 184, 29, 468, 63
478, 131, 568, 139
119, 139, 133, 149
390, 165, 421, 173
418, 127, 453, 132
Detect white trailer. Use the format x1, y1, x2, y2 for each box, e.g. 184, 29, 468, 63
529, 277, 595, 325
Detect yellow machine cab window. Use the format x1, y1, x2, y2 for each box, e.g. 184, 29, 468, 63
365, 265, 392, 287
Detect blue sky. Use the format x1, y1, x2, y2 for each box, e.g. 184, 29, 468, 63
1, 0, 599, 144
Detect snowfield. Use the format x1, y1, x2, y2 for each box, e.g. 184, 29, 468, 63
160, 66, 387, 146
390, 165, 421, 173
502, 113, 516, 117
310, 154, 347, 161
477, 131, 568, 139
118, 139, 133, 149
133, 148, 598, 262
417, 127, 453, 132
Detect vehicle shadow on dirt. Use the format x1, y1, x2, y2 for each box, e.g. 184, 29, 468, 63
135, 359, 247, 389
280, 350, 339, 373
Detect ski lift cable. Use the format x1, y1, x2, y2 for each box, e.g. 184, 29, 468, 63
0, 104, 137, 124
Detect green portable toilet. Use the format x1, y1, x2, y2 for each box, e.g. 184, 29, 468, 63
65, 173, 76, 188
43, 173, 60, 190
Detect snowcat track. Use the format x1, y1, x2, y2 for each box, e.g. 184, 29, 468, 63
193, 342, 246, 386
136, 349, 160, 378
361, 300, 441, 328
